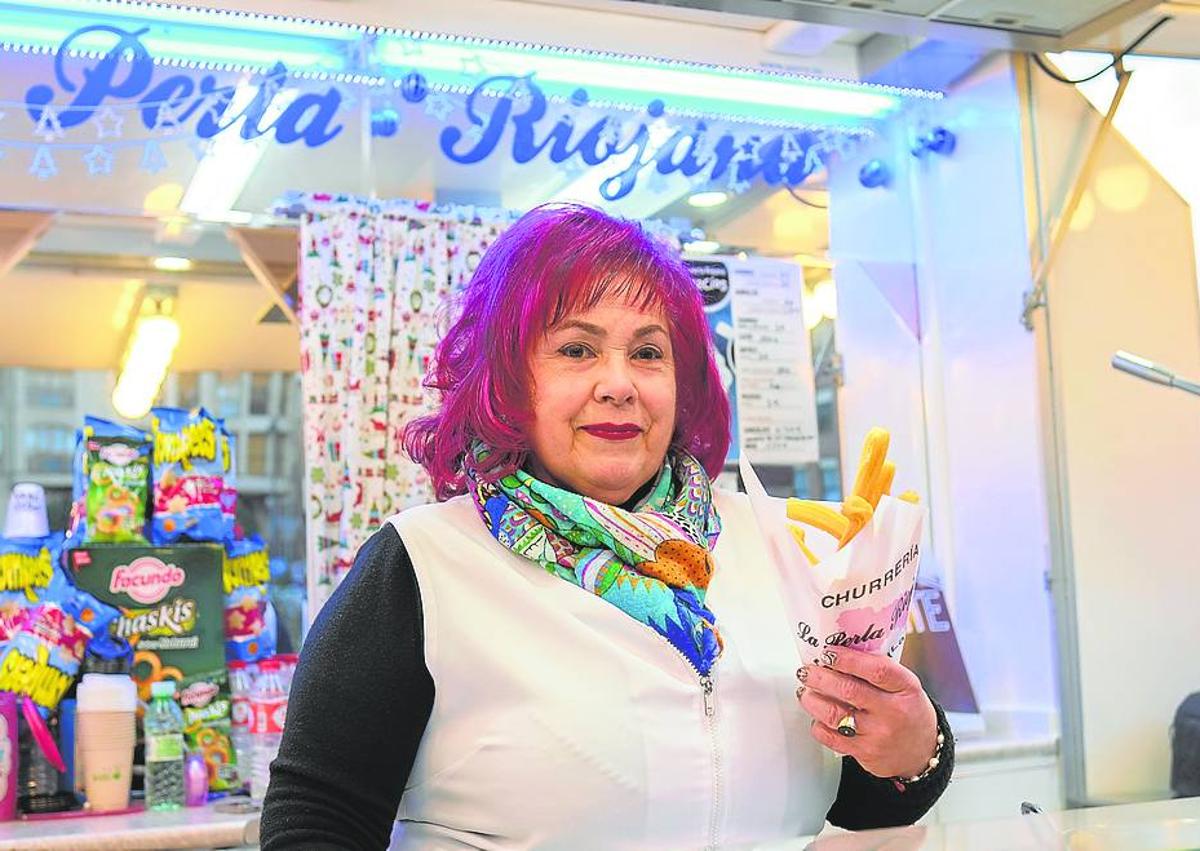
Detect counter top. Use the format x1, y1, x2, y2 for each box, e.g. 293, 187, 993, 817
1, 801, 260, 850
805, 795, 1200, 850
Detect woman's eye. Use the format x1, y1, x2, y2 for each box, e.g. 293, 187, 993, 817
560, 343, 593, 359
633, 346, 664, 360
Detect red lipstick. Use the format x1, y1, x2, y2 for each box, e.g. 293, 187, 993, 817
581, 423, 642, 441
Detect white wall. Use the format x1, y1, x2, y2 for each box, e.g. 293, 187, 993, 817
830, 53, 1059, 721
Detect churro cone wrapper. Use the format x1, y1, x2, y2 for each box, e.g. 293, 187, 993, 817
739, 455, 926, 667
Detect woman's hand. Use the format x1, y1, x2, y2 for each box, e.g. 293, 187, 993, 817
797, 647, 938, 780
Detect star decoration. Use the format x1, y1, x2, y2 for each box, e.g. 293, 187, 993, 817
29, 145, 57, 180
93, 105, 123, 139
33, 106, 64, 142
728, 177, 751, 195
505, 76, 533, 102
459, 53, 488, 78
464, 124, 485, 144
84, 144, 114, 175
424, 93, 457, 121
153, 99, 186, 131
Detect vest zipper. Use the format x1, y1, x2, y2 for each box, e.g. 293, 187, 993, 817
701, 673, 722, 851
647, 633, 723, 848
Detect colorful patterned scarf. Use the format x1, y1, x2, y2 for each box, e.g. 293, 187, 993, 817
468, 444, 724, 676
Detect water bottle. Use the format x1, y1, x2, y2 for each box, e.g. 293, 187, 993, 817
227, 661, 254, 791
143, 681, 185, 811
275, 654, 299, 695
249, 659, 286, 801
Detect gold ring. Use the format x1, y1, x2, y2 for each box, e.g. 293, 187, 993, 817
836, 713, 857, 738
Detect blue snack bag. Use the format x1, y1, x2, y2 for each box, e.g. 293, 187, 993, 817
0, 563, 119, 716
0, 532, 63, 606
223, 536, 274, 662
150, 407, 237, 543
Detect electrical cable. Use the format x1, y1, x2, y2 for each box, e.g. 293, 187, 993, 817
786, 185, 828, 209
1032, 16, 1172, 85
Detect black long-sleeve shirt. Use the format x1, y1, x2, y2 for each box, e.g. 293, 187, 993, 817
261, 525, 954, 849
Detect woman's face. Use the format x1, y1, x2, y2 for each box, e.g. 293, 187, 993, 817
526, 295, 676, 505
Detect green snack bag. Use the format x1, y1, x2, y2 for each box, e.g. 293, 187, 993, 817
85, 430, 151, 544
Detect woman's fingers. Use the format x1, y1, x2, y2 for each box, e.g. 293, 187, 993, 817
808, 719, 852, 755
803, 663, 885, 713
826, 647, 920, 694
798, 682, 858, 733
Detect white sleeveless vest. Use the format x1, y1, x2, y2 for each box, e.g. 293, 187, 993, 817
389, 488, 839, 850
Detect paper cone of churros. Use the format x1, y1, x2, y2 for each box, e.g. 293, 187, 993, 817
740, 428, 927, 668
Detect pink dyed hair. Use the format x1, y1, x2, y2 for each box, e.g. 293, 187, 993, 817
403, 203, 731, 501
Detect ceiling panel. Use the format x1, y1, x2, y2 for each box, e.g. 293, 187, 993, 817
0, 267, 299, 371
936, 0, 1134, 34
613, 0, 1160, 46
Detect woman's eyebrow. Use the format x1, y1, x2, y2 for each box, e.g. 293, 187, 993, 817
555, 320, 605, 336
552, 321, 667, 339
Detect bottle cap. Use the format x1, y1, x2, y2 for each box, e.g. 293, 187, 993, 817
151, 680, 177, 699
84, 635, 134, 675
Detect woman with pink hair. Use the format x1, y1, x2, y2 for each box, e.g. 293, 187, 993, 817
261, 204, 952, 849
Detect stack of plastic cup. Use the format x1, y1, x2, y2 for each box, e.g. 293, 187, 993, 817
3, 483, 49, 538
75, 674, 138, 812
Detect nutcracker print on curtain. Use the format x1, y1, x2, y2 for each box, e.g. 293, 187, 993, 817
298, 195, 511, 612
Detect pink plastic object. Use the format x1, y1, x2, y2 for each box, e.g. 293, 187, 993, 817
0, 691, 17, 821
19, 697, 65, 774
184, 752, 208, 807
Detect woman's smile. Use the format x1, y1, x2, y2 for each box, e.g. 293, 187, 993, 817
579, 422, 643, 441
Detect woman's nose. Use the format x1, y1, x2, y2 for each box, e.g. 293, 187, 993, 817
594, 355, 637, 405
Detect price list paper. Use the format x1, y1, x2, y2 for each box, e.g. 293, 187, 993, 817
730, 261, 819, 465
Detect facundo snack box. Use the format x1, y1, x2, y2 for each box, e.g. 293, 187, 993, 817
68, 544, 240, 791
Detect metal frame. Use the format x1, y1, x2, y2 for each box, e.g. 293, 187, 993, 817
1022, 56, 1132, 330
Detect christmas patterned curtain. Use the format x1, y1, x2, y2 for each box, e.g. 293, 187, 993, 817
296, 194, 516, 613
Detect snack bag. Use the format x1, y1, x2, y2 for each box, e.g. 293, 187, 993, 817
0, 567, 118, 715
87, 433, 152, 545
740, 428, 927, 670
0, 533, 63, 607
223, 537, 275, 663
150, 407, 237, 544
68, 418, 152, 545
